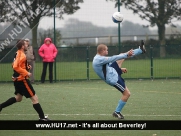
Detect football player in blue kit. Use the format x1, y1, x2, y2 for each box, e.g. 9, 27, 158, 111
92, 40, 146, 119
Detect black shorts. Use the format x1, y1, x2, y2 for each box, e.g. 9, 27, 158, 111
110, 62, 125, 93
14, 79, 35, 98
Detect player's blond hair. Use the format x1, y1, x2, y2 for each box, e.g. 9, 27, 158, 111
97, 44, 107, 54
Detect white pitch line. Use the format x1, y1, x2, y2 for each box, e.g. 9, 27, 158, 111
0, 114, 180, 117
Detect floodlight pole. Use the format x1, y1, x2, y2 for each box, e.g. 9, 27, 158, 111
118, 0, 121, 53
54, 0, 57, 82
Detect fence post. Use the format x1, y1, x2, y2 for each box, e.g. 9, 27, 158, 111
150, 45, 153, 80
86, 46, 89, 80
53, 0, 57, 83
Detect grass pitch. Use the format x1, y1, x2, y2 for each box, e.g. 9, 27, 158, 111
0, 79, 181, 136
1, 59, 181, 81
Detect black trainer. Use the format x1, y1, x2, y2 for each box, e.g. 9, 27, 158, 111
139, 40, 146, 54
112, 111, 124, 119
39, 115, 50, 121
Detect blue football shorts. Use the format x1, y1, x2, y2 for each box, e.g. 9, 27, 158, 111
110, 61, 125, 93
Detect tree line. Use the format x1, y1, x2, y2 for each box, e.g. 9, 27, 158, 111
0, 0, 181, 57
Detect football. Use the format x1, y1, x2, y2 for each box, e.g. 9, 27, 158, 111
112, 12, 124, 23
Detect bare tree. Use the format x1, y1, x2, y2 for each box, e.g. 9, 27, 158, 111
108, 0, 181, 57
0, 0, 83, 47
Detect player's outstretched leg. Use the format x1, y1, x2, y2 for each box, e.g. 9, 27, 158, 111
130, 40, 146, 57
139, 40, 146, 54
0, 97, 17, 113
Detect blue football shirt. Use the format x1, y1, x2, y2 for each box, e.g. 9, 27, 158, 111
92, 53, 128, 86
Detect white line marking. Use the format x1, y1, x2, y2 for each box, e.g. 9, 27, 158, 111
0, 114, 180, 117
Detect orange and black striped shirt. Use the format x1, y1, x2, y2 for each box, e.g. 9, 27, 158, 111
12, 50, 30, 81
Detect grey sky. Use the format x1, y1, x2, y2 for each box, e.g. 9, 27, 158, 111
39, 0, 152, 29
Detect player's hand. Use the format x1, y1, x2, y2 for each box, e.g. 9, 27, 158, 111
28, 65, 32, 70
127, 49, 133, 57
27, 72, 32, 77
121, 68, 127, 73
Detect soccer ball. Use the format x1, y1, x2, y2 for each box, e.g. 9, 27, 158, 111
112, 12, 124, 23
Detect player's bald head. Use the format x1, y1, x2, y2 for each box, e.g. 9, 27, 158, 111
97, 44, 107, 54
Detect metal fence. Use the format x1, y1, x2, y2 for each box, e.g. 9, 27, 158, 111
0, 44, 181, 82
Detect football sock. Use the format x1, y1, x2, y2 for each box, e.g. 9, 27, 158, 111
133, 49, 142, 56
1, 97, 16, 108
115, 99, 126, 113
33, 103, 45, 119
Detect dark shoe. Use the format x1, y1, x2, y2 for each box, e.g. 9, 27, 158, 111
139, 40, 146, 54
112, 111, 124, 119
39, 115, 50, 121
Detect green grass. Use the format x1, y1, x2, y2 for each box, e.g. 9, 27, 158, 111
0, 79, 181, 135
1, 58, 181, 82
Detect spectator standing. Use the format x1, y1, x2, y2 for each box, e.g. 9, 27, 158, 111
38, 38, 58, 83
25, 38, 36, 84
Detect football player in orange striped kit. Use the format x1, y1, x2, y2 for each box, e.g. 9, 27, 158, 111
0, 40, 49, 121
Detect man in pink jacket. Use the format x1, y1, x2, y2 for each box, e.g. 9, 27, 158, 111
38, 38, 58, 83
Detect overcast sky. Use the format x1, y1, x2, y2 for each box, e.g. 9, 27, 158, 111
39, 0, 154, 29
